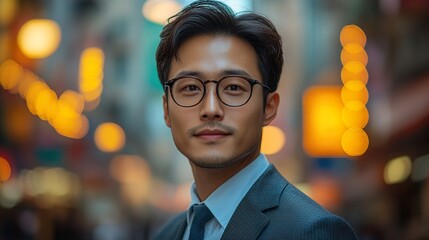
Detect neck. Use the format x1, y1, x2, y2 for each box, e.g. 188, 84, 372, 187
191, 151, 260, 201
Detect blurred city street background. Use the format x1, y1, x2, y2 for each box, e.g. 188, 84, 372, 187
1, 0, 429, 239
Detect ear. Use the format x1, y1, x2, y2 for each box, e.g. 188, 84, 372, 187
263, 92, 279, 126
163, 95, 171, 128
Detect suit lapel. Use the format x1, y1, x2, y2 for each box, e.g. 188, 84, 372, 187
221, 165, 288, 239
159, 213, 187, 240
221, 197, 269, 239
173, 218, 187, 240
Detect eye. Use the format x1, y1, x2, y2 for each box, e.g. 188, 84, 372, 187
174, 78, 203, 96
220, 77, 250, 95
183, 84, 200, 92
225, 84, 244, 92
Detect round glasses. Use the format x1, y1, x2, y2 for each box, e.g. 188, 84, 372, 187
164, 75, 272, 107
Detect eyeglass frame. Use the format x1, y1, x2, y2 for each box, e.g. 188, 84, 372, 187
164, 75, 272, 107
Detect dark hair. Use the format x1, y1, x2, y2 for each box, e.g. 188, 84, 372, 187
155, 0, 283, 93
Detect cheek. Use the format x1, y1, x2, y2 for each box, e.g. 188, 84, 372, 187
168, 108, 194, 139
230, 106, 264, 137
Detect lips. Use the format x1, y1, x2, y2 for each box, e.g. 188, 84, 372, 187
194, 128, 231, 140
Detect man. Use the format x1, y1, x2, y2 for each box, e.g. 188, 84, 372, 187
154, 0, 358, 239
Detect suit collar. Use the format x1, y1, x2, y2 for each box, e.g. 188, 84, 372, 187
221, 165, 288, 239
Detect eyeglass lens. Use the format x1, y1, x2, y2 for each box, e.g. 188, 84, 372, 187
170, 76, 253, 107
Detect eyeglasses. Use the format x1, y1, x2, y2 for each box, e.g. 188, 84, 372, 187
164, 75, 272, 107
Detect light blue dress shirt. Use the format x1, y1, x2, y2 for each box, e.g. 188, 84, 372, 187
182, 154, 270, 240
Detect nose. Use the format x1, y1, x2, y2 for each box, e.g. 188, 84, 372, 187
200, 83, 224, 121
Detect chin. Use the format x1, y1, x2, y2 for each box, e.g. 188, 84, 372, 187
189, 154, 240, 169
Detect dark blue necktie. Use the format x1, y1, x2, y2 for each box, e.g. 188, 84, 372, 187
189, 204, 213, 240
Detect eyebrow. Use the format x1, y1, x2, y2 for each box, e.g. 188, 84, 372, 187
173, 69, 253, 79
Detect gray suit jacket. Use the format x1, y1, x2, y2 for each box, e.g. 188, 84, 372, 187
155, 165, 358, 240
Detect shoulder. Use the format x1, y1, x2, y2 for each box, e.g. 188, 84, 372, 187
153, 212, 187, 240
256, 167, 358, 239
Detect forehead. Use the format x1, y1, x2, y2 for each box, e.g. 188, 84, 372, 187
169, 35, 261, 80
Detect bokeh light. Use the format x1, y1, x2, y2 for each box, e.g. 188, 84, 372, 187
341, 61, 368, 85
342, 102, 369, 129
310, 177, 341, 211
0, 0, 18, 25
340, 24, 366, 47
51, 113, 89, 139
34, 88, 57, 121
303, 86, 346, 156
261, 125, 286, 155
110, 155, 152, 207
59, 90, 85, 114
79, 47, 105, 105
25, 80, 50, 115
339, 24, 369, 157
341, 80, 369, 105
0, 178, 22, 208
384, 156, 412, 184
142, 0, 182, 25
18, 70, 39, 99
17, 19, 61, 59
18, 167, 81, 208
95, 123, 126, 152
0, 59, 23, 90
341, 43, 368, 66
0, 156, 12, 182
341, 128, 369, 156
109, 155, 151, 185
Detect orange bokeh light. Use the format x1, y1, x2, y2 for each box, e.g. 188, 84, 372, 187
303, 86, 347, 157
0, 157, 12, 182
340, 24, 366, 47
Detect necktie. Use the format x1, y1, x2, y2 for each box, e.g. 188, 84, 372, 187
189, 204, 213, 240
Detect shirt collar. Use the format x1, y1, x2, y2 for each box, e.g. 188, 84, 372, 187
187, 154, 270, 229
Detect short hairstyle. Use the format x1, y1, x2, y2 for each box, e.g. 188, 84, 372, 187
155, 0, 283, 93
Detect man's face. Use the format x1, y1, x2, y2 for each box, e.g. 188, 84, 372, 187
163, 35, 278, 169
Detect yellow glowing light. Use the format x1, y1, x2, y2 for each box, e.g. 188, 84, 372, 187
261, 125, 286, 155
342, 102, 369, 129
341, 61, 368, 85
95, 123, 126, 152
81, 84, 103, 102
79, 47, 104, 104
341, 80, 368, 105
341, 43, 368, 66
0, 0, 18, 25
384, 156, 412, 184
0, 157, 12, 182
52, 113, 88, 139
26, 80, 49, 115
341, 128, 369, 156
18, 70, 38, 99
17, 19, 61, 59
34, 88, 58, 121
142, 0, 182, 25
303, 86, 347, 157
59, 90, 84, 115
0, 59, 23, 90
340, 24, 366, 47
